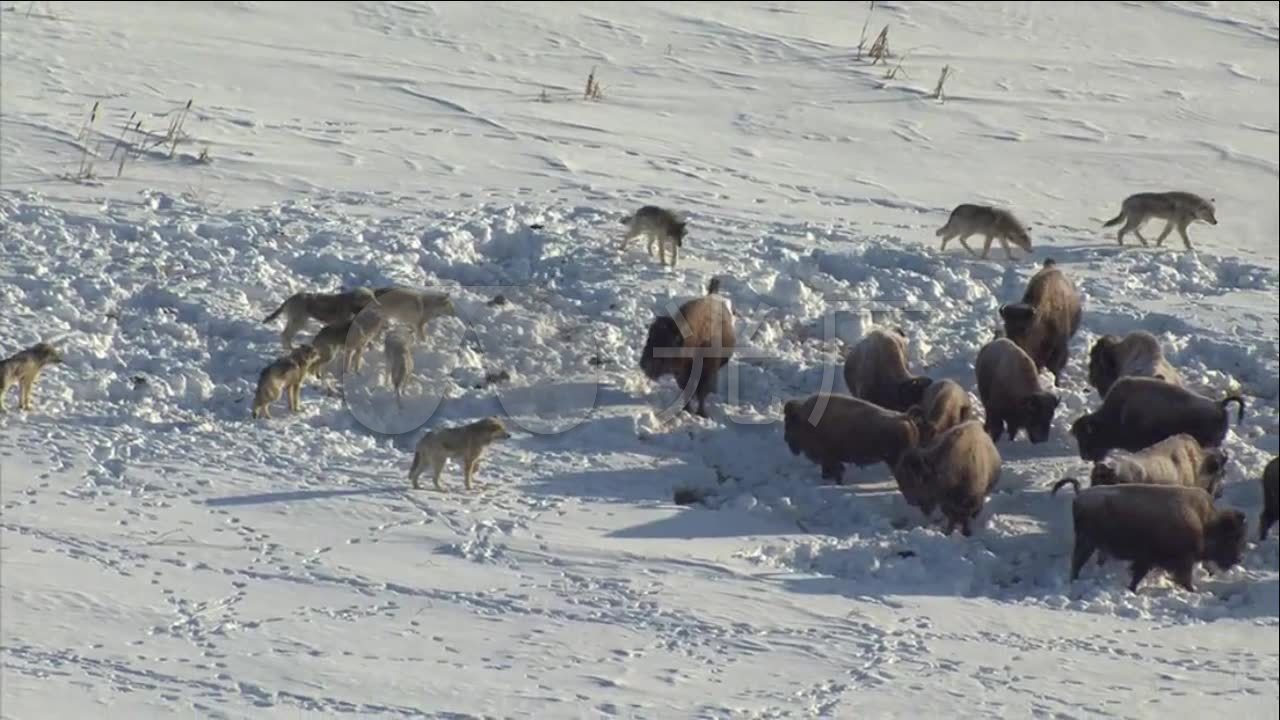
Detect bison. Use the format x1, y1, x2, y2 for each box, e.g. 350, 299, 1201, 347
1051, 481, 1248, 593
783, 392, 922, 484
892, 420, 1002, 536
1086, 331, 1182, 399
1069, 376, 1244, 463
639, 278, 736, 418
998, 259, 1083, 387
975, 337, 1060, 444
842, 327, 933, 412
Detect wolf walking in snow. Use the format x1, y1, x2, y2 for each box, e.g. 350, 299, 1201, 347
618, 205, 688, 267
261, 287, 379, 350
935, 204, 1033, 260
1101, 191, 1217, 251
408, 417, 512, 492
0, 342, 63, 412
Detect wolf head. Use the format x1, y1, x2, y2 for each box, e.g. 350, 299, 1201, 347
1197, 198, 1218, 225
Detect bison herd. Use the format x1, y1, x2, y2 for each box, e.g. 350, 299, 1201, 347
641, 259, 1278, 595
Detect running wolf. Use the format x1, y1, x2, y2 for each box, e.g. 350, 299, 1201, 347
1102, 191, 1217, 250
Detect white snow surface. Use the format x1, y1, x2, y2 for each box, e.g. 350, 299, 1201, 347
2, 2, 1278, 718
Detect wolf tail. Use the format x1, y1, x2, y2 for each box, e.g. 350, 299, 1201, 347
706, 277, 722, 295
408, 448, 424, 481
1101, 210, 1125, 228
262, 301, 286, 324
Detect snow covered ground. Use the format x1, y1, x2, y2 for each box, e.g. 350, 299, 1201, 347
1, 2, 1277, 717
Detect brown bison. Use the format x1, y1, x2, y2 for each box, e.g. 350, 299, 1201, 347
998, 259, 1082, 387
1069, 377, 1244, 463
639, 278, 736, 418
842, 327, 933, 412
783, 392, 922, 484
1051, 481, 1248, 593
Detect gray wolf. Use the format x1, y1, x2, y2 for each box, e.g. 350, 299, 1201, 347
619, 205, 688, 267
262, 287, 379, 349
373, 287, 456, 343
1, 342, 63, 411
383, 331, 414, 403
408, 417, 512, 492
935, 204, 1032, 260
251, 344, 323, 419
308, 309, 386, 380
1102, 191, 1217, 250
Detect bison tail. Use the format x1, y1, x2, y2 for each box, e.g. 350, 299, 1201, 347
1101, 210, 1125, 227
1050, 477, 1081, 496
1042, 258, 1056, 268
1220, 394, 1245, 424
618, 213, 634, 226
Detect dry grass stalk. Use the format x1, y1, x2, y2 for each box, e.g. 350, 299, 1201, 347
855, 1, 876, 60
72, 101, 100, 180
933, 64, 953, 101
583, 67, 604, 101
868, 26, 890, 65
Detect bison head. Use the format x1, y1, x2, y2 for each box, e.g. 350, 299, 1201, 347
1198, 449, 1229, 499
892, 448, 935, 517
1204, 509, 1248, 571
1089, 463, 1120, 487
1070, 414, 1108, 462
640, 315, 683, 381
1020, 391, 1060, 444
1087, 335, 1121, 397
896, 376, 934, 411
998, 303, 1037, 343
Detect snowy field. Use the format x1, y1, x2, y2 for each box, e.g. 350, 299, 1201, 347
1, 1, 1278, 718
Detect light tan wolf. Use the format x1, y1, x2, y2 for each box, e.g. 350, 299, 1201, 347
935, 204, 1033, 260
1102, 191, 1217, 250
308, 310, 388, 386
382, 330, 414, 403
618, 205, 688, 267
251, 344, 323, 419
1, 342, 63, 411
262, 287, 379, 349
373, 287, 456, 342
408, 417, 512, 492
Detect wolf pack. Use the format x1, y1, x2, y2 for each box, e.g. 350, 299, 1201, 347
3, 188, 1276, 596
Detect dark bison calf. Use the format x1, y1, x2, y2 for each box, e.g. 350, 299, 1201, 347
639, 278, 736, 417
998, 259, 1082, 387
892, 420, 1001, 536
1069, 376, 1244, 463
1052, 481, 1248, 593
1087, 331, 1182, 399
842, 327, 933, 412
975, 338, 1060, 444
783, 392, 922, 484
1261, 456, 1279, 540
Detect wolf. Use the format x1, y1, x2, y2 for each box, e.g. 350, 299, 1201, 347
1102, 191, 1217, 250
619, 205, 688, 267
373, 287, 456, 343
408, 417, 512, 492
1, 342, 63, 412
382, 330, 414, 404
308, 309, 387, 381
251, 344, 323, 419
935, 204, 1033, 260
262, 287, 379, 350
